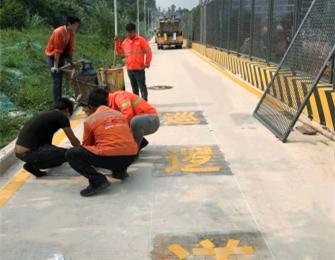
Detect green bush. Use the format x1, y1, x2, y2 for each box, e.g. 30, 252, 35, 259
0, 0, 27, 29
90, 0, 115, 48
26, 13, 47, 29
0, 113, 27, 148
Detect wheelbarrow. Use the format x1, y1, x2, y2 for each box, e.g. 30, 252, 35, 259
61, 59, 100, 106
61, 59, 125, 107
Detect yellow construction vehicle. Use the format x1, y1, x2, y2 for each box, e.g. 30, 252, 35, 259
156, 17, 183, 49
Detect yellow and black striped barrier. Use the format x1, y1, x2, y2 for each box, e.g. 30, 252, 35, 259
191, 43, 335, 132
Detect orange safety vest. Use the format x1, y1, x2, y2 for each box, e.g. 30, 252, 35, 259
115, 35, 152, 70
45, 26, 75, 58
82, 106, 138, 156
108, 91, 158, 124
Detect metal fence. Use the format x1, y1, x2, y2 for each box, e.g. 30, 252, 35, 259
254, 0, 335, 141
182, 0, 314, 63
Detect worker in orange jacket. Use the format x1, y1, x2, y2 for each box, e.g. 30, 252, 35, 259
45, 16, 80, 104
92, 89, 159, 151
114, 23, 152, 101
66, 91, 138, 197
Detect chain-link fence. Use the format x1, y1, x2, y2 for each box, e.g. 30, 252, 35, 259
181, 0, 335, 90
254, 0, 335, 141
182, 0, 314, 63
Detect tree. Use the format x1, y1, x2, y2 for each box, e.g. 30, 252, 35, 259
0, 0, 27, 29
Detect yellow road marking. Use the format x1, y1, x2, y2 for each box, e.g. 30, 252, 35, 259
200, 239, 215, 249
193, 239, 216, 256
0, 113, 84, 208
182, 167, 220, 173
165, 147, 221, 174
165, 150, 180, 174
215, 239, 242, 260
168, 244, 189, 259
162, 111, 201, 125
171, 238, 255, 259
0, 170, 30, 207
192, 247, 214, 256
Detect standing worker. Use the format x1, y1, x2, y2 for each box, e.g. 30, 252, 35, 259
45, 16, 81, 105
66, 91, 138, 197
114, 23, 152, 101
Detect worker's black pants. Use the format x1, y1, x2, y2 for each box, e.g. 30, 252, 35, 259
127, 70, 148, 101
66, 146, 136, 188
16, 144, 67, 169
47, 56, 65, 105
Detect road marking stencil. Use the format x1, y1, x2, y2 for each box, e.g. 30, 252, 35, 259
152, 232, 272, 260
153, 145, 232, 177
160, 111, 207, 126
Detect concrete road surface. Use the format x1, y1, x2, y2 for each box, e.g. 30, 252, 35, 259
0, 42, 334, 260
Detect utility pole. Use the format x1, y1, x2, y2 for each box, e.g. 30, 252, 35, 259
114, 0, 117, 36
147, 8, 150, 34
137, 0, 140, 34
144, 0, 146, 35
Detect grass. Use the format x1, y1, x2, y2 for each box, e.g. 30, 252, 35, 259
0, 27, 120, 148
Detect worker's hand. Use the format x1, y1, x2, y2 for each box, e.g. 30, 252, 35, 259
51, 67, 60, 73
144, 64, 150, 69
114, 35, 119, 41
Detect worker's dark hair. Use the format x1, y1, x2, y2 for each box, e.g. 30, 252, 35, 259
91, 88, 108, 99
126, 22, 136, 32
66, 16, 81, 25
88, 91, 108, 108
54, 98, 74, 115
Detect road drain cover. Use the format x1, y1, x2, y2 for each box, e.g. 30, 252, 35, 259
148, 85, 173, 90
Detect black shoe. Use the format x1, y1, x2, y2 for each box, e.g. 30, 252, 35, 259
80, 181, 111, 197
112, 171, 129, 180
23, 163, 47, 178
139, 138, 149, 151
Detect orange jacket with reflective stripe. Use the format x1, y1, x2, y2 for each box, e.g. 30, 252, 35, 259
45, 26, 75, 58
115, 35, 152, 70
108, 91, 158, 124
82, 106, 138, 156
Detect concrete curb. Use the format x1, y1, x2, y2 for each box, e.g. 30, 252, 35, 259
0, 139, 17, 175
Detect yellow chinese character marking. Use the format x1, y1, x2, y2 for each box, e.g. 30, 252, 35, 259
169, 239, 255, 260
168, 244, 189, 259
165, 147, 220, 174
163, 112, 200, 125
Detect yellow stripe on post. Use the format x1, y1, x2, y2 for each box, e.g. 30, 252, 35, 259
309, 93, 321, 123
318, 88, 334, 130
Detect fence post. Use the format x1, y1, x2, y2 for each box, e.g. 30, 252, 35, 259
293, 0, 301, 34
237, 0, 242, 55
227, 0, 232, 53
330, 54, 335, 87
219, 0, 224, 48
266, 0, 274, 63
200, 5, 203, 44
250, 0, 255, 60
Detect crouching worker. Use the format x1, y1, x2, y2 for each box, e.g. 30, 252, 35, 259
93, 89, 159, 151
15, 98, 80, 177
66, 91, 138, 197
